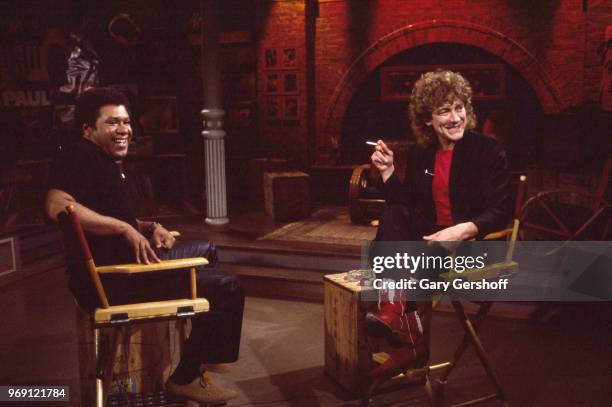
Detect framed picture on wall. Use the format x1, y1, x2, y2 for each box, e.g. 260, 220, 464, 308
283, 96, 298, 118
282, 48, 297, 68
265, 96, 280, 118
264, 48, 277, 68
263, 47, 298, 70
264, 73, 280, 94
283, 73, 298, 94
380, 64, 506, 102
140, 96, 179, 134
462, 65, 506, 100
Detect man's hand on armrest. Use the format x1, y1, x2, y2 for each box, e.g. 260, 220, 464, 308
122, 225, 161, 264
422, 222, 478, 242
45, 188, 160, 264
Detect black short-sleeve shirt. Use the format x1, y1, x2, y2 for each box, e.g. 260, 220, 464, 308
48, 139, 138, 265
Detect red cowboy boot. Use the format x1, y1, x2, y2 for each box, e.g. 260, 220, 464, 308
368, 332, 429, 378
364, 284, 415, 347
367, 302, 432, 378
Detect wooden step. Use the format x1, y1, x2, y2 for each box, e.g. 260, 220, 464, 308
218, 245, 361, 273
223, 263, 325, 283
222, 263, 327, 301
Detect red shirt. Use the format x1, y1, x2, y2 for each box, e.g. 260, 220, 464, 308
433, 148, 454, 226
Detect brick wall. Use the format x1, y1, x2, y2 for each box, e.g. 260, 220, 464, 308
257, 0, 308, 165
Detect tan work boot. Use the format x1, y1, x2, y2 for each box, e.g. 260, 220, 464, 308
167, 374, 238, 405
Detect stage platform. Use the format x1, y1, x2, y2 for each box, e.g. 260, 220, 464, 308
165, 206, 368, 301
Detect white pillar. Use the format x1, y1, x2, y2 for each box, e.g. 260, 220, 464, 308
202, 108, 228, 227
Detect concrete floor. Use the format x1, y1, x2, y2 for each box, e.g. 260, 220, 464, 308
1, 268, 612, 406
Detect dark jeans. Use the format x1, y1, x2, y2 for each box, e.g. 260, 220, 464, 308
374, 204, 438, 242
72, 240, 244, 382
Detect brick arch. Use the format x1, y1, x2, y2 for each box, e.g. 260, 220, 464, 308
322, 19, 563, 161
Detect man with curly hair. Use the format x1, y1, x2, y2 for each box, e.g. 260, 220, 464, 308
366, 70, 512, 377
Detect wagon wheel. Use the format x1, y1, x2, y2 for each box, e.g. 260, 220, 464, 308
348, 164, 384, 225
519, 189, 611, 244
349, 164, 370, 224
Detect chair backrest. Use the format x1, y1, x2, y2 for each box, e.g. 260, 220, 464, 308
507, 175, 527, 261
514, 175, 527, 220
456, 174, 526, 277
483, 174, 526, 239
60, 205, 110, 308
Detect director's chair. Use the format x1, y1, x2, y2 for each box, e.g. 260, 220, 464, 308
363, 175, 526, 407
60, 205, 210, 406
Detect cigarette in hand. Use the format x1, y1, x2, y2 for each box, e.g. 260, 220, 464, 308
366, 141, 378, 146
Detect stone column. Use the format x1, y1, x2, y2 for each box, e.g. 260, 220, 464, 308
200, 0, 228, 228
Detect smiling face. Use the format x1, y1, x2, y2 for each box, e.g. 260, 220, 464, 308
83, 104, 132, 158
426, 98, 466, 150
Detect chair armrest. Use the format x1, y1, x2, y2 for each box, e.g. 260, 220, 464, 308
94, 298, 210, 324
97, 257, 208, 274
483, 228, 513, 240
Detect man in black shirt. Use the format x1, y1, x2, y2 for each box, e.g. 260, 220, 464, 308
46, 87, 243, 405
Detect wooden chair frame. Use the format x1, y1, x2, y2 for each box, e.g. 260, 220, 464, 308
362, 176, 526, 407
63, 205, 210, 406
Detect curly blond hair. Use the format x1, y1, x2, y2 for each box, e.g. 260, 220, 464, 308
408, 70, 477, 146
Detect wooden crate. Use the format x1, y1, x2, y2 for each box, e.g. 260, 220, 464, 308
263, 171, 311, 221
249, 158, 290, 207
324, 272, 378, 396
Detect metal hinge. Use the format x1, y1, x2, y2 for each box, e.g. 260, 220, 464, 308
176, 306, 195, 317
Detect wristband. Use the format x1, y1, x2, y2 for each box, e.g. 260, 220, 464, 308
146, 222, 161, 238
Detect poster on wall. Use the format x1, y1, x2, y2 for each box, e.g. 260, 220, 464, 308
263, 47, 298, 71
265, 48, 277, 68
281, 48, 297, 68
283, 96, 298, 118
139, 96, 179, 134
264, 73, 280, 94
265, 96, 280, 119
1, 84, 54, 160
283, 73, 298, 94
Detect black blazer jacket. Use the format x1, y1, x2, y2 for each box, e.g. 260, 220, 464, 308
382, 131, 512, 239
